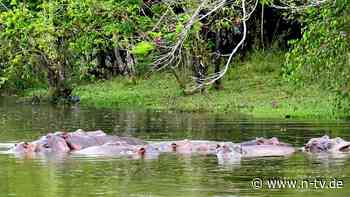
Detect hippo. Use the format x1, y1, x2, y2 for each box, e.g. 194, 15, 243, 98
238, 137, 292, 147
8, 134, 71, 159
74, 141, 159, 159
10, 134, 70, 155
57, 129, 146, 151
216, 137, 295, 161
303, 135, 350, 153
9, 129, 147, 156
238, 137, 295, 157
11, 142, 38, 155
151, 140, 219, 155
216, 142, 242, 164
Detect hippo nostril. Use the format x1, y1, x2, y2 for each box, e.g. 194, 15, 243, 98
339, 145, 350, 152
216, 144, 221, 149
257, 140, 264, 145
138, 147, 146, 156
23, 142, 29, 148
171, 143, 177, 151
61, 132, 69, 140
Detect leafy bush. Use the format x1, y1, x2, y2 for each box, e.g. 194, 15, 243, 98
283, 0, 350, 113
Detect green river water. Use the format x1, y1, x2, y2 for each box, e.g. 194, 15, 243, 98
1, 97, 350, 197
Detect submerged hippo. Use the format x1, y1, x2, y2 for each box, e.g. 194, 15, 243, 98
239, 137, 295, 157
9, 129, 147, 156
215, 142, 242, 164
151, 140, 219, 155
58, 129, 146, 151
10, 134, 70, 158
74, 141, 159, 159
216, 137, 295, 162
303, 135, 350, 153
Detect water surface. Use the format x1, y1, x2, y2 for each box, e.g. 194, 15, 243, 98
1, 97, 350, 197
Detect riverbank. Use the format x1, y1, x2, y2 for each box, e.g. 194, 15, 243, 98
24, 51, 338, 119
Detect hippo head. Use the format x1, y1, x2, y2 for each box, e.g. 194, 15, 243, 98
330, 137, 350, 152
304, 135, 350, 153
11, 142, 37, 154
304, 135, 332, 153
215, 142, 241, 163
216, 142, 241, 155
58, 132, 82, 151
45, 134, 70, 153
169, 140, 193, 153
136, 145, 160, 159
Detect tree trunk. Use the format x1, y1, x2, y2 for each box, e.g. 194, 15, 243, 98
125, 50, 135, 76
213, 31, 223, 90
261, 4, 265, 50
213, 54, 223, 90
47, 64, 72, 100
114, 47, 126, 75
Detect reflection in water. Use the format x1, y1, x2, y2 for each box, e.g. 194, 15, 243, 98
1, 97, 350, 196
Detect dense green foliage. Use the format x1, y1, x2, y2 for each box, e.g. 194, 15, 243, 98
284, 0, 350, 113
1, 0, 349, 117
0, 0, 158, 97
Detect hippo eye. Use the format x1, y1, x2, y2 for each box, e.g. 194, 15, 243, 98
139, 147, 146, 154
317, 146, 326, 151
216, 144, 221, 149
340, 145, 350, 152
23, 142, 29, 148
171, 143, 177, 151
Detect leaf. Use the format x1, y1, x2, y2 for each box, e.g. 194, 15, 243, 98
131, 41, 155, 56
10, 0, 17, 6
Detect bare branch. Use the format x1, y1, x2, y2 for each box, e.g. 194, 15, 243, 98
0, 2, 9, 10
153, 0, 210, 71
189, 0, 248, 91
271, 0, 329, 10
152, 0, 330, 92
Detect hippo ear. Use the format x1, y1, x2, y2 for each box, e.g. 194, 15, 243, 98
322, 135, 330, 140
75, 129, 85, 133
233, 145, 243, 154
271, 137, 279, 142
333, 137, 344, 144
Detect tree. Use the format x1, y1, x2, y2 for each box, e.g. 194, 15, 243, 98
150, 0, 330, 93
0, 0, 156, 98
284, 0, 350, 113
0, 1, 75, 99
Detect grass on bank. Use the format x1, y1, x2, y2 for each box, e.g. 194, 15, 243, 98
66, 51, 336, 119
